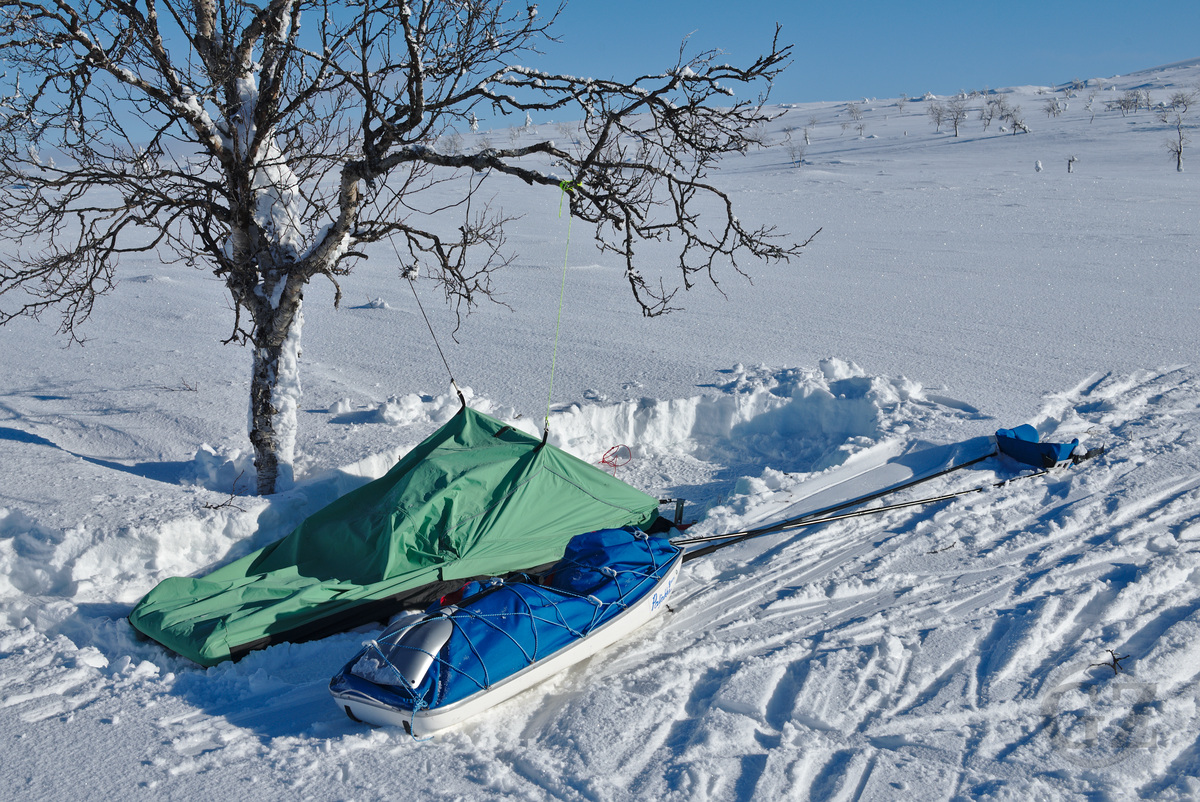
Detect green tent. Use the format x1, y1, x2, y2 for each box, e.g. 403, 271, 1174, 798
129, 406, 661, 666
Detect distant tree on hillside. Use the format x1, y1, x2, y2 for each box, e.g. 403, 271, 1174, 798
743, 122, 771, 150
1168, 90, 1195, 114
984, 94, 1028, 134
927, 101, 946, 133
1000, 103, 1028, 134
1160, 91, 1196, 172
1116, 90, 1141, 116
782, 130, 805, 167
979, 102, 996, 132
0, 0, 812, 494
946, 97, 969, 137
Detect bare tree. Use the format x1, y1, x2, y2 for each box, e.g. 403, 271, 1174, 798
0, 0, 812, 494
927, 100, 946, 133
896, 94, 908, 114
743, 122, 771, 149
979, 101, 995, 132
846, 102, 863, 123
1117, 90, 1141, 116
998, 101, 1028, 134
1168, 90, 1195, 114
1160, 91, 1195, 172
782, 130, 805, 166
946, 96, 968, 137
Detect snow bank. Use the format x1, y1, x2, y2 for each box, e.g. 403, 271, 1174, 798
549, 359, 931, 470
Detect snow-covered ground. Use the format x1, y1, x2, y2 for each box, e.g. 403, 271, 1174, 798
2, 60, 1200, 800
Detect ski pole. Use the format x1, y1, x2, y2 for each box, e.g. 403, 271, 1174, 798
674, 465, 1049, 562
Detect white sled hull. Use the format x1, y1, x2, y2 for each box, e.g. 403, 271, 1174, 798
333, 554, 681, 736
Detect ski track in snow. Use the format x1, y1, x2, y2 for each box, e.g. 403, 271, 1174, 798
3, 62, 1200, 800
618, 367, 1200, 801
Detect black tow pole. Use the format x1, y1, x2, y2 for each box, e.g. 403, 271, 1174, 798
672, 444, 1104, 562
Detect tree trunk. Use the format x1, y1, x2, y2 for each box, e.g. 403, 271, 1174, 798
248, 290, 304, 495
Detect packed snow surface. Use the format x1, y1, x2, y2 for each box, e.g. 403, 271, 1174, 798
2, 62, 1200, 800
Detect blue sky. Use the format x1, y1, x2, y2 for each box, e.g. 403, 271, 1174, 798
528, 0, 1200, 109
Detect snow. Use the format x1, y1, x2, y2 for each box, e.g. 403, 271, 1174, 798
270, 303, 303, 492
2, 60, 1200, 799
251, 135, 305, 257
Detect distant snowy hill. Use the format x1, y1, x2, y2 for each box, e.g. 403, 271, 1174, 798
2, 59, 1199, 800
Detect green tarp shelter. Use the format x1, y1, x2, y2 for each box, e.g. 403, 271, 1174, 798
129, 406, 661, 666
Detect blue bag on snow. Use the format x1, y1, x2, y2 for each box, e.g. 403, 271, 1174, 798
995, 424, 1078, 468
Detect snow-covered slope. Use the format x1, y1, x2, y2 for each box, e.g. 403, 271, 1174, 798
2, 61, 1199, 800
